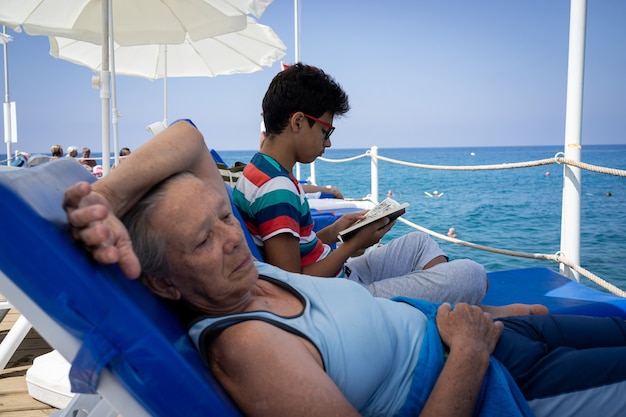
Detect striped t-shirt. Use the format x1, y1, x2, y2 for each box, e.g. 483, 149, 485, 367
232, 153, 332, 267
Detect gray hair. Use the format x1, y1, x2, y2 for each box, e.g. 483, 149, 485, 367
122, 172, 194, 280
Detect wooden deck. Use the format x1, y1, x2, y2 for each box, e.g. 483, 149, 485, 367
0, 307, 57, 416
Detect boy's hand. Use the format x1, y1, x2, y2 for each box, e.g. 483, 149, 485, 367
333, 210, 368, 232
349, 216, 395, 249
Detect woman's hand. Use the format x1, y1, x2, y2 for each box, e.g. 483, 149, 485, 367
63, 181, 141, 279
436, 303, 503, 355
419, 303, 503, 417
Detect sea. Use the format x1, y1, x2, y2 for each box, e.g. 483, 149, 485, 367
3, 144, 625, 292
216, 144, 626, 293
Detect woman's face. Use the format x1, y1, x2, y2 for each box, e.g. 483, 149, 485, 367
150, 176, 257, 314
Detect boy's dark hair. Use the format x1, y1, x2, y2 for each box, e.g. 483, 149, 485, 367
262, 63, 350, 136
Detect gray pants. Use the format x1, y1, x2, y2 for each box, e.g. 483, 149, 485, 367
345, 232, 487, 304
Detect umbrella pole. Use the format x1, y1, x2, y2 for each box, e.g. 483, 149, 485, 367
100, 0, 111, 175
109, 0, 120, 168
293, 0, 300, 63
293, 0, 301, 181
163, 45, 168, 126
3, 26, 11, 166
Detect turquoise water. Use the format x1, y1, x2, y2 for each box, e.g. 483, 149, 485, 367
217, 145, 626, 292
4, 145, 624, 292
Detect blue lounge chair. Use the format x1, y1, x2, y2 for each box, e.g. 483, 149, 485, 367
0, 159, 242, 416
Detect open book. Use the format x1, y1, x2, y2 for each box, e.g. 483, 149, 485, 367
337, 197, 409, 241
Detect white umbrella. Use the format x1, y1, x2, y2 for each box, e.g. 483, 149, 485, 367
51, 18, 284, 79
0, 0, 270, 45
0, 0, 272, 172
49, 17, 286, 126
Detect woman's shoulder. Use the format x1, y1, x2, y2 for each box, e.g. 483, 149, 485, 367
211, 318, 306, 366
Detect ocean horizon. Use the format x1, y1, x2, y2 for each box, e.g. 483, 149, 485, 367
2, 144, 624, 292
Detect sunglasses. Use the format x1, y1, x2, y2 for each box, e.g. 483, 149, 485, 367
291, 113, 335, 140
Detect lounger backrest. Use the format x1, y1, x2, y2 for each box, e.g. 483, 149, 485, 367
0, 159, 242, 416
209, 149, 263, 261
225, 183, 264, 261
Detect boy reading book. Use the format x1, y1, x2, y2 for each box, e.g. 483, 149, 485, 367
232, 64, 539, 311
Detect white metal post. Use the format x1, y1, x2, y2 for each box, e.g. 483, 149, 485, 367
310, 159, 317, 185
2, 26, 13, 166
294, 0, 301, 181
163, 45, 168, 126
100, 0, 112, 175
294, 0, 300, 64
370, 146, 379, 203
559, 0, 587, 280
109, 0, 120, 169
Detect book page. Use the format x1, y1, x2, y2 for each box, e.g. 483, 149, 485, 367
362, 198, 402, 220
338, 198, 409, 240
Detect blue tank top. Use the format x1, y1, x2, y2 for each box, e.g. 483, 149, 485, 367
189, 262, 429, 416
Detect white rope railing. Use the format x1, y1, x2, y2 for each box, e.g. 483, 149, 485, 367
374, 155, 556, 171
398, 217, 626, 298
556, 155, 626, 177
313, 150, 625, 297
369, 152, 626, 176
317, 152, 369, 163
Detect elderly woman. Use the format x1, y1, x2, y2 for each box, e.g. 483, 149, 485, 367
64, 121, 626, 417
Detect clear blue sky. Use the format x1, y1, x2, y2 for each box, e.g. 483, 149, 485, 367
2, 0, 625, 154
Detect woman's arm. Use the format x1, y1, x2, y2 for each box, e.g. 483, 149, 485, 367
93, 120, 224, 218
209, 303, 501, 417
63, 120, 224, 279
210, 321, 360, 417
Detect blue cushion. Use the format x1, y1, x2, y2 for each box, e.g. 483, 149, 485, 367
484, 268, 626, 318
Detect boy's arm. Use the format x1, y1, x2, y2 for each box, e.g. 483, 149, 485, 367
263, 217, 394, 277
264, 233, 355, 277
